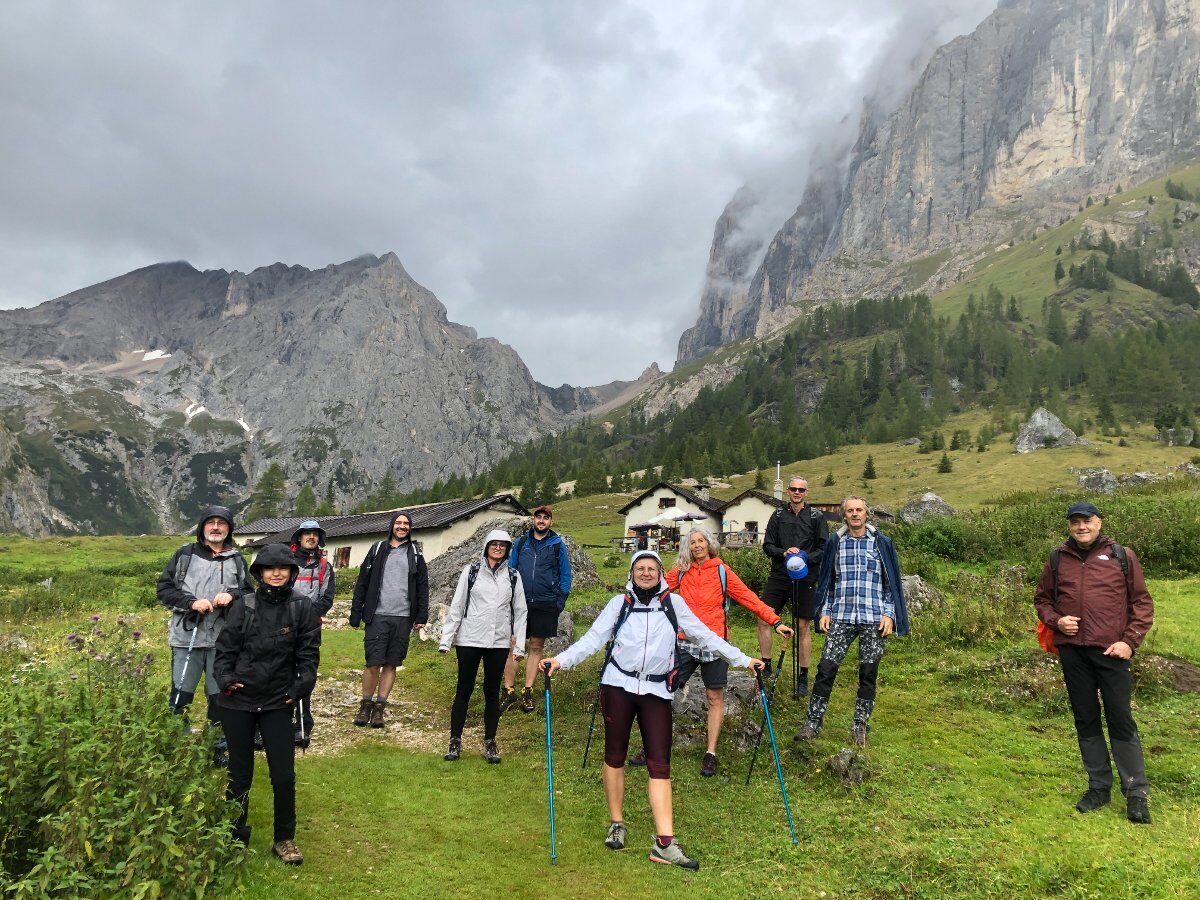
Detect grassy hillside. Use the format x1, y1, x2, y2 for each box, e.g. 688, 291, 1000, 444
2, 528, 1198, 897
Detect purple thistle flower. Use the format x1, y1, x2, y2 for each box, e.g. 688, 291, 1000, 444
90, 614, 101, 622
132, 630, 142, 639
66, 633, 77, 641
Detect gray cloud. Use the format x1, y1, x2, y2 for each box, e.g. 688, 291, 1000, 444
0, 0, 996, 385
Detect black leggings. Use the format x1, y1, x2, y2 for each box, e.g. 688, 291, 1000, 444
601, 685, 673, 779
450, 646, 509, 740
223, 706, 296, 842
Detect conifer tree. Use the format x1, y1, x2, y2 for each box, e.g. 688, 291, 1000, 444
937, 452, 953, 474
294, 484, 318, 516
862, 456, 877, 480
246, 463, 287, 521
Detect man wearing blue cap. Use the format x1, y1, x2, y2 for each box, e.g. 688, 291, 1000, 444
1034, 501, 1154, 824
794, 495, 908, 748
289, 520, 335, 745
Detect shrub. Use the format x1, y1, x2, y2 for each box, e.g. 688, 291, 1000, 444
0, 616, 241, 896
914, 564, 1030, 648
717, 547, 771, 594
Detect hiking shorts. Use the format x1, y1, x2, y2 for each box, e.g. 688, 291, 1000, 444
762, 574, 815, 619
525, 605, 560, 640
365, 615, 411, 667
673, 650, 728, 689
601, 685, 673, 779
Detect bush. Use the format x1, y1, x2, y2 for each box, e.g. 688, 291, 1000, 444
914, 565, 1030, 648
716, 547, 771, 594
0, 616, 241, 896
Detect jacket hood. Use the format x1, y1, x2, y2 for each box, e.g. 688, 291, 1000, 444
627, 549, 669, 596
195, 505, 235, 542
482, 529, 514, 558
291, 519, 326, 546
250, 543, 299, 588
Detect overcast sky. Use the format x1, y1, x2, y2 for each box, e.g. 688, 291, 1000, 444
0, 1, 996, 385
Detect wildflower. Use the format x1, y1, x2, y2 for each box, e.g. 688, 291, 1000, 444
132, 630, 142, 640
90, 614, 101, 622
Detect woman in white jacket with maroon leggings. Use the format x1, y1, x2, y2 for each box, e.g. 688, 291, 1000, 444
543, 550, 762, 871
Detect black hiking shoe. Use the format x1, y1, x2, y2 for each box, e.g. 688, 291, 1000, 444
444, 737, 462, 761
1075, 789, 1111, 813
498, 687, 518, 715
482, 738, 501, 764
1127, 796, 1151, 824
700, 752, 718, 777
253, 726, 264, 752
520, 687, 535, 713
797, 672, 809, 697
629, 749, 647, 767
353, 698, 374, 727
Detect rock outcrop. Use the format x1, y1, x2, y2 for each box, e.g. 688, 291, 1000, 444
898, 492, 956, 524
1013, 408, 1085, 453
900, 575, 942, 613
681, 0, 1200, 359
1077, 468, 1118, 494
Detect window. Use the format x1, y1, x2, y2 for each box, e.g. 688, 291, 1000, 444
334, 547, 351, 568
745, 521, 759, 533
658, 497, 676, 509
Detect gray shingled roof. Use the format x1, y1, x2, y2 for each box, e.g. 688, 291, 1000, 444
617, 482, 725, 516
238, 515, 308, 535
243, 494, 529, 547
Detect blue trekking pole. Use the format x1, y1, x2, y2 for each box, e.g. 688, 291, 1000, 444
755, 667, 798, 846
745, 649, 786, 785
542, 662, 557, 864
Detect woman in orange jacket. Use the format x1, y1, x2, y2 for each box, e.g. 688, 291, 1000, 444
664, 527, 793, 777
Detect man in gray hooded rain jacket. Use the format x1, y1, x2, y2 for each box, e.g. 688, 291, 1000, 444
156, 505, 253, 737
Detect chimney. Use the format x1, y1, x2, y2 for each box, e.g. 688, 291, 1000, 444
696, 482, 710, 502
773, 461, 783, 500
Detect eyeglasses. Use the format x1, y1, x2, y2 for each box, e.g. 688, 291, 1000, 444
788, 487, 807, 493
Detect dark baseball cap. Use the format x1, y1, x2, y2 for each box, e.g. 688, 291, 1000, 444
1067, 501, 1102, 519
533, 505, 553, 516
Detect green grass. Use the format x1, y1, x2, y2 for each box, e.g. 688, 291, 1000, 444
3, 537, 1199, 898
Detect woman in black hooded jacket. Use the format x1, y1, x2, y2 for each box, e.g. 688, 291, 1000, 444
215, 543, 321, 865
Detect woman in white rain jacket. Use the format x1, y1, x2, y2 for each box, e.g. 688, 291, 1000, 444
439, 529, 527, 763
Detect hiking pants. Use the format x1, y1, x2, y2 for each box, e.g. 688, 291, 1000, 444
450, 646, 508, 741
1059, 644, 1149, 798
600, 685, 673, 779
171, 645, 220, 697
223, 706, 297, 842
807, 621, 887, 731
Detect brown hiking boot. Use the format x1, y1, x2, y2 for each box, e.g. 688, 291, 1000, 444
851, 725, 868, 749
353, 698, 374, 727
272, 840, 303, 865
370, 699, 387, 728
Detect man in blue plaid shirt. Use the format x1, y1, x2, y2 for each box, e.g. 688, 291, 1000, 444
794, 496, 909, 748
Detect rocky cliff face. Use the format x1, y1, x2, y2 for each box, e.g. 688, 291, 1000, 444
682, 0, 1200, 357
0, 253, 619, 533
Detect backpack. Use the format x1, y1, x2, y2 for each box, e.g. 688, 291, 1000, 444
717, 563, 729, 639
1038, 544, 1130, 655
242, 590, 313, 635
362, 540, 421, 580
464, 562, 520, 634
601, 590, 687, 692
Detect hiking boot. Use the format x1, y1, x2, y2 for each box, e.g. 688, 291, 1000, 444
851, 725, 869, 749
649, 838, 699, 871
231, 825, 251, 846
793, 722, 819, 741
498, 687, 518, 715
353, 698, 374, 727
604, 821, 627, 850
211, 733, 229, 769
1127, 796, 1151, 824
700, 752, 718, 778
370, 699, 387, 728
482, 738, 501, 764
629, 749, 647, 767
521, 687, 535, 713
444, 737, 462, 761
1075, 788, 1111, 813
294, 723, 311, 750
796, 672, 809, 697
253, 726, 264, 752
271, 840, 303, 866
762, 658, 772, 677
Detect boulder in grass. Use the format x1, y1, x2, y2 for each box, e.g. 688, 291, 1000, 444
898, 491, 956, 523
1077, 468, 1118, 494
901, 574, 942, 613
672, 668, 759, 746
827, 749, 876, 785
1119, 471, 1161, 487
1013, 408, 1086, 453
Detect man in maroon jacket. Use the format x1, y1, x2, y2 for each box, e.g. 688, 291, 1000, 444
1034, 501, 1154, 824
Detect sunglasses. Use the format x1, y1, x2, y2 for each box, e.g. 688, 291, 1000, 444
788, 487, 807, 493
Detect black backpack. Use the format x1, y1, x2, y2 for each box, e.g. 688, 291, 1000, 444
600, 590, 687, 692
175, 544, 247, 588
242, 591, 312, 634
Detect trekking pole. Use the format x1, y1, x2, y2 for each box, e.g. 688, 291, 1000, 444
541, 663, 557, 864
170, 615, 200, 712
744, 650, 786, 785
755, 667, 798, 846
298, 697, 307, 749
